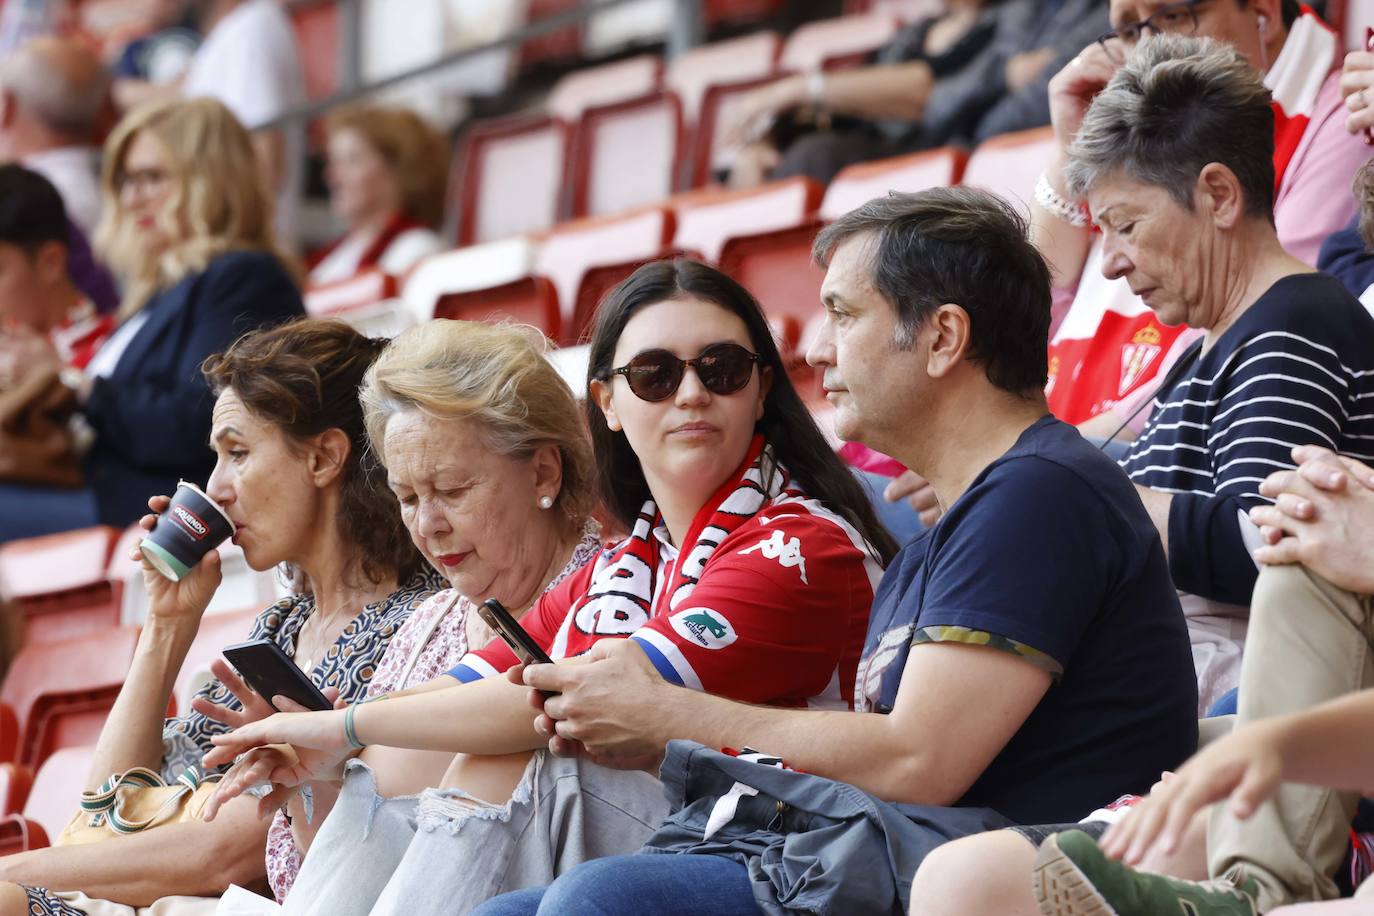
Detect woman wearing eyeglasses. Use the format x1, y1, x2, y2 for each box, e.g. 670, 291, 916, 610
198, 259, 896, 916
0, 97, 304, 542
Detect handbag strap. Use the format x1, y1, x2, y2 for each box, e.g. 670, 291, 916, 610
80, 766, 220, 835
394, 591, 463, 690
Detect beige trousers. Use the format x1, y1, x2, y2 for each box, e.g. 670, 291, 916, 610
1208, 564, 1374, 912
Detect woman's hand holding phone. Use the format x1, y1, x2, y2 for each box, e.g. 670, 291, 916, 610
202, 691, 350, 821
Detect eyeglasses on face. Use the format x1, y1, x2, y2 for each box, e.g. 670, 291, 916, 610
114, 167, 171, 199
607, 342, 761, 402
1096, 0, 1204, 63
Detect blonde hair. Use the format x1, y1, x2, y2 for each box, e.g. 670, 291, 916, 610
324, 104, 449, 228
95, 97, 301, 319
360, 320, 595, 535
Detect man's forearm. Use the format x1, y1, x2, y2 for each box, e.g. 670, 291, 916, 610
86, 617, 198, 792
649, 689, 945, 805
0, 798, 268, 905
820, 62, 937, 122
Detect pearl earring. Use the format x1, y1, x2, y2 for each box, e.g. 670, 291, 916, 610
538, 495, 554, 509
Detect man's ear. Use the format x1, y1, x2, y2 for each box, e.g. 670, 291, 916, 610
1195, 162, 1245, 230
309, 428, 351, 488
590, 377, 621, 432
924, 304, 971, 379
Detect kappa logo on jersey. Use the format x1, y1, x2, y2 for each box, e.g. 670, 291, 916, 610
1118, 325, 1162, 396
739, 528, 809, 584
670, 608, 737, 650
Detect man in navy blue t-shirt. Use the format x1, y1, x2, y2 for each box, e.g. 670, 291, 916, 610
509, 188, 1198, 915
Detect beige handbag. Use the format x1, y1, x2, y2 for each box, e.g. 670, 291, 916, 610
57, 767, 221, 846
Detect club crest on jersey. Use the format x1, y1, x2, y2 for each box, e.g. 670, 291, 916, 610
739, 528, 808, 584
670, 608, 737, 650
1118, 325, 1162, 396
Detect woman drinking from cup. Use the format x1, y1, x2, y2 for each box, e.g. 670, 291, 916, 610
0, 318, 441, 915
201, 259, 898, 915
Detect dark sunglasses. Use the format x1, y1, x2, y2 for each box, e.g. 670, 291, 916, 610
608, 342, 761, 402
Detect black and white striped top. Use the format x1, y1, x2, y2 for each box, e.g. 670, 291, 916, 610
1121, 273, 1374, 606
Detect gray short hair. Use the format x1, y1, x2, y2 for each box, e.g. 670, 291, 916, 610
1063, 34, 1275, 220
0, 39, 109, 139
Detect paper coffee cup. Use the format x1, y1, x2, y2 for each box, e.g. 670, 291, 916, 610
139, 481, 235, 581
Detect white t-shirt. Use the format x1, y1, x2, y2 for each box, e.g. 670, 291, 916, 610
307, 226, 443, 286
24, 146, 101, 237
182, 0, 306, 245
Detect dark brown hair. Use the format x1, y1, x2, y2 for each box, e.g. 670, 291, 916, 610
202, 317, 424, 587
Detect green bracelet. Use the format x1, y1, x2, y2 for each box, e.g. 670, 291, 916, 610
343, 703, 365, 749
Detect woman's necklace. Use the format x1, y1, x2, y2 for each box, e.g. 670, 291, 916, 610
297, 601, 357, 673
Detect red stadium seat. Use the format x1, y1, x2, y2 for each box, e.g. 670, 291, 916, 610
537, 207, 676, 344
547, 55, 663, 121
962, 126, 1058, 210
2, 626, 140, 769
435, 276, 562, 342
667, 32, 782, 187
692, 17, 899, 186
0, 527, 122, 643
845, 0, 943, 21
672, 177, 823, 263
304, 270, 400, 318
453, 114, 574, 247
704, 0, 786, 26
0, 762, 32, 816
779, 13, 901, 72
570, 92, 684, 218
0, 813, 48, 855
22, 745, 96, 848
718, 220, 826, 334
520, 0, 585, 68
819, 146, 967, 220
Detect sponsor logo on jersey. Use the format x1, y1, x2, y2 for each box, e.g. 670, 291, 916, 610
739, 528, 808, 583
670, 608, 737, 650
170, 505, 209, 540
1118, 325, 1162, 396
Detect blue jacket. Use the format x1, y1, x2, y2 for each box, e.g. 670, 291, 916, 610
1318, 214, 1374, 299
81, 249, 304, 526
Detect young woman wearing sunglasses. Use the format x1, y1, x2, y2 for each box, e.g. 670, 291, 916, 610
200, 259, 897, 915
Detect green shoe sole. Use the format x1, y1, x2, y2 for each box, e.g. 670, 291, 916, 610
1033, 834, 1122, 916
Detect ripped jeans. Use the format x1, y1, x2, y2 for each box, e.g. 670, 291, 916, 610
281, 753, 669, 916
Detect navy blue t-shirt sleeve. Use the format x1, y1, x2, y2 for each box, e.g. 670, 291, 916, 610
916, 458, 1119, 674
1317, 215, 1374, 300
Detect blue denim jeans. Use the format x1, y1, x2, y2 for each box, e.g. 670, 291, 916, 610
470, 854, 763, 916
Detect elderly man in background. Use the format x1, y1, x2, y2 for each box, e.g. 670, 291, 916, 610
0, 36, 107, 237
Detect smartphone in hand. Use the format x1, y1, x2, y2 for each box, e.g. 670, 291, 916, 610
477, 599, 558, 698
221, 639, 333, 712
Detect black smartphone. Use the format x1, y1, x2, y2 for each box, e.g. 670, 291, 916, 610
221, 639, 333, 712
478, 598, 554, 666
